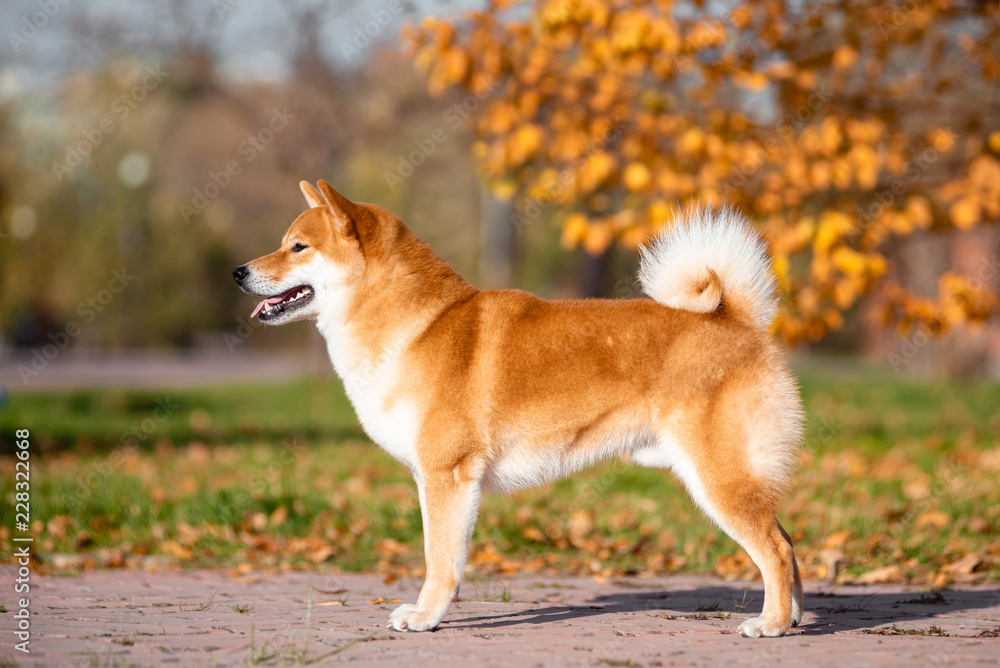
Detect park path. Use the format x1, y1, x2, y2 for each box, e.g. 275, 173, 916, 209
3, 567, 998, 666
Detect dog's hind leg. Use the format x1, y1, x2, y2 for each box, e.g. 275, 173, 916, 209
717, 503, 798, 637
387, 460, 483, 632
634, 434, 800, 637
780, 522, 804, 626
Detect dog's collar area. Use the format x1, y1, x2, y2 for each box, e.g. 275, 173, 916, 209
251, 285, 314, 319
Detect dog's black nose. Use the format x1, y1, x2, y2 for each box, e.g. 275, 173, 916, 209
232, 265, 249, 284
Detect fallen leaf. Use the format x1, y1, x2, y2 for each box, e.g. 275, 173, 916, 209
522, 527, 546, 542
270, 506, 288, 527
160, 540, 194, 560
856, 565, 904, 585
915, 510, 950, 530
367, 597, 403, 605
941, 553, 981, 576
823, 529, 851, 549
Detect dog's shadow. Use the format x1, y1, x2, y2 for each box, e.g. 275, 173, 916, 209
447, 585, 1000, 636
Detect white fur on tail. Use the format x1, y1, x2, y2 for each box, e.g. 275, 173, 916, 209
637, 206, 778, 330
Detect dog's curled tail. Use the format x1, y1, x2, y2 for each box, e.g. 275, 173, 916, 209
637, 206, 778, 331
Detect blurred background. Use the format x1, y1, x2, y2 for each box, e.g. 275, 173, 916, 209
1, 0, 999, 383
0, 0, 999, 587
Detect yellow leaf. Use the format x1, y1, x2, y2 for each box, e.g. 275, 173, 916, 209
648, 199, 672, 227
623, 162, 651, 191
733, 70, 769, 91
950, 197, 981, 229
443, 48, 470, 83
832, 45, 858, 71
509, 124, 543, 165
730, 6, 752, 29
579, 152, 616, 192
491, 179, 518, 201
676, 127, 704, 156
821, 117, 842, 155
810, 161, 832, 190
814, 211, 855, 252
773, 255, 790, 285
988, 130, 1000, 153
905, 196, 933, 228
832, 158, 852, 190
561, 213, 589, 248
833, 279, 857, 309
832, 247, 866, 277
582, 222, 613, 256
928, 127, 956, 152
850, 144, 880, 190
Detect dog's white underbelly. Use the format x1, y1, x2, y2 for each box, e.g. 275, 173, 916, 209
481, 425, 658, 494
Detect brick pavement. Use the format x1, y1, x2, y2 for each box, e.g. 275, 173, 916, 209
3, 567, 998, 666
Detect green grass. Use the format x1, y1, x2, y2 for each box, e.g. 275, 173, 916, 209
1, 359, 998, 584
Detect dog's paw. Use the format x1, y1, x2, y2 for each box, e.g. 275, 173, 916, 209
386, 604, 440, 632
791, 598, 803, 627
738, 616, 789, 638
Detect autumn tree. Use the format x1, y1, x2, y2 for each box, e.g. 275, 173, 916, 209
405, 0, 1000, 343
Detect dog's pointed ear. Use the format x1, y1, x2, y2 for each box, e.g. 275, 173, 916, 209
300, 181, 325, 209
315, 181, 373, 246
317, 180, 360, 230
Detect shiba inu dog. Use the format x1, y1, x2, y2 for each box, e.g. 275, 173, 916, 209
233, 181, 804, 637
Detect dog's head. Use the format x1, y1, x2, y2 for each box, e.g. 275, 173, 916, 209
233, 181, 382, 326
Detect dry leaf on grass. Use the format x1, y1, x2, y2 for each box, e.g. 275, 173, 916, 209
856, 565, 904, 584
915, 510, 950, 530
823, 529, 851, 549
941, 553, 981, 576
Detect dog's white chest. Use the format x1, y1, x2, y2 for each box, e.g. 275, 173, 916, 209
348, 388, 421, 470
320, 328, 421, 471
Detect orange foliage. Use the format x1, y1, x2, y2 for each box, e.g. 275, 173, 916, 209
404, 0, 1000, 343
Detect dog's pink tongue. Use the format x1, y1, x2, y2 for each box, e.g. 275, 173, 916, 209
250, 294, 287, 319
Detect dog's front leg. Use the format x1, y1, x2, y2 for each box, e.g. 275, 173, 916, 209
387, 470, 482, 632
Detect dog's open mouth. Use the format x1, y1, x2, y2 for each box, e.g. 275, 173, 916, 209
250, 285, 314, 320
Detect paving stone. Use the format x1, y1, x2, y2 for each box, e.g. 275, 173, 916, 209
3, 566, 998, 666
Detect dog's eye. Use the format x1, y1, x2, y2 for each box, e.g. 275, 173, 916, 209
291, 242, 308, 253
